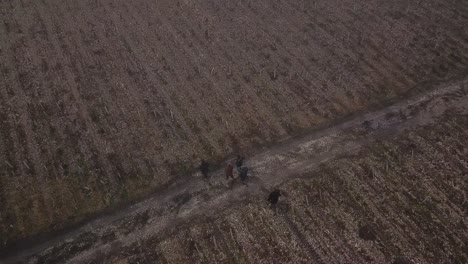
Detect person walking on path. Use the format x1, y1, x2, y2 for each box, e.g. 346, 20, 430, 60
268, 190, 281, 210
235, 155, 244, 173
239, 166, 249, 184
199, 159, 209, 179
225, 161, 234, 180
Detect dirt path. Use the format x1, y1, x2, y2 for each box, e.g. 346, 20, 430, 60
2, 77, 468, 264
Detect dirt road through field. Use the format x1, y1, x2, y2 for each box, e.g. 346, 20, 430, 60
2, 77, 468, 263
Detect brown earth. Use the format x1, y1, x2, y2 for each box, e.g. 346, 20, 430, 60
2, 75, 467, 263
1, 0, 468, 254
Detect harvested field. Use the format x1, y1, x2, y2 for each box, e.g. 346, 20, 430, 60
2, 77, 467, 263
101, 118, 468, 264
1, 0, 468, 254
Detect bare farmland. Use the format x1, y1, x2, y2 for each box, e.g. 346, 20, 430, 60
6, 75, 468, 264
0, 0, 468, 253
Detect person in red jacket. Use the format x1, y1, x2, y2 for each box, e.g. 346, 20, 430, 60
225, 161, 234, 180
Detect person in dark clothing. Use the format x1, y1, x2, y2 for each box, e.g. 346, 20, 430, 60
235, 155, 244, 173
239, 166, 249, 184
225, 161, 234, 180
199, 160, 209, 178
268, 190, 281, 208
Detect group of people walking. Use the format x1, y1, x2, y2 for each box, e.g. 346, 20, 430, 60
225, 155, 249, 184
199, 155, 281, 208
200, 155, 249, 184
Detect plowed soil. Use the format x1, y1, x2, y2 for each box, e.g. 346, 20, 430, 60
1, 0, 468, 258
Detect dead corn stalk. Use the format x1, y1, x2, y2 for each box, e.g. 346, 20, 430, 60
212, 236, 218, 249
229, 228, 235, 242
5, 161, 13, 169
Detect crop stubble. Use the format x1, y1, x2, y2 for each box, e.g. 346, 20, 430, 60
0, 0, 467, 247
